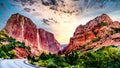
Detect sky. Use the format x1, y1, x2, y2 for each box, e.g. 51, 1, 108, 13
0, 0, 120, 44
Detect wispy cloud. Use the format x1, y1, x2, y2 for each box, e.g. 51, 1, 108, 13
1, 0, 120, 44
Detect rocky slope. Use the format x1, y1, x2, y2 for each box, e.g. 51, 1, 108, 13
0, 30, 30, 58
4, 13, 61, 56
63, 14, 120, 53
13, 47, 30, 58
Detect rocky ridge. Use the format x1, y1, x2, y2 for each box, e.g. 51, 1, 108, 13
63, 14, 120, 53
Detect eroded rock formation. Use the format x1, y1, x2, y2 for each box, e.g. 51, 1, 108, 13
63, 14, 120, 53
4, 13, 61, 56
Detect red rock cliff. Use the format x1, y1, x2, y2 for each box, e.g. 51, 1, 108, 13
64, 14, 120, 53
4, 13, 61, 56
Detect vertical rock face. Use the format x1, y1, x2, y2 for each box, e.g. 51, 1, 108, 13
38, 29, 61, 53
64, 14, 120, 53
4, 13, 61, 56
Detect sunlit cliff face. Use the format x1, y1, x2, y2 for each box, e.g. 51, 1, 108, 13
0, 0, 120, 44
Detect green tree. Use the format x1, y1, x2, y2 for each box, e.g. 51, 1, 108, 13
0, 51, 8, 59
8, 50, 16, 59
39, 53, 49, 60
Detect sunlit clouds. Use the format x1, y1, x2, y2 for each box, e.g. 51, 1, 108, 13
0, 0, 120, 44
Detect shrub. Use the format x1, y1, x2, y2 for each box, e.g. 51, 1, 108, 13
96, 22, 108, 27
112, 28, 120, 33
39, 52, 49, 60
8, 50, 16, 59
0, 31, 30, 59
92, 37, 100, 42
28, 46, 120, 68
25, 46, 31, 52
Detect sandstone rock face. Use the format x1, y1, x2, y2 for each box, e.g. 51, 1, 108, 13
4, 13, 61, 56
38, 29, 61, 53
64, 14, 120, 53
13, 47, 29, 59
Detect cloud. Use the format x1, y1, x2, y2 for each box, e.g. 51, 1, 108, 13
41, 0, 58, 6
13, 0, 80, 15
23, 7, 31, 12
42, 19, 50, 25
13, 0, 36, 6
11, 0, 120, 44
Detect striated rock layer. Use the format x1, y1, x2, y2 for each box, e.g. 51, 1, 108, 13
63, 14, 120, 53
13, 47, 30, 59
4, 13, 61, 56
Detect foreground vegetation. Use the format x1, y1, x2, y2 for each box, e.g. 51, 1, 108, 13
1, 29, 120, 68
28, 46, 120, 68
0, 30, 30, 59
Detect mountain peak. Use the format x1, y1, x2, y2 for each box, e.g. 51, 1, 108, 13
74, 14, 112, 36
4, 13, 61, 56
13, 13, 21, 15
11, 13, 24, 18
101, 13, 109, 17
10, 13, 31, 21
12, 13, 26, 17
99, 13, 112, 23
63, 14, 120, 53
